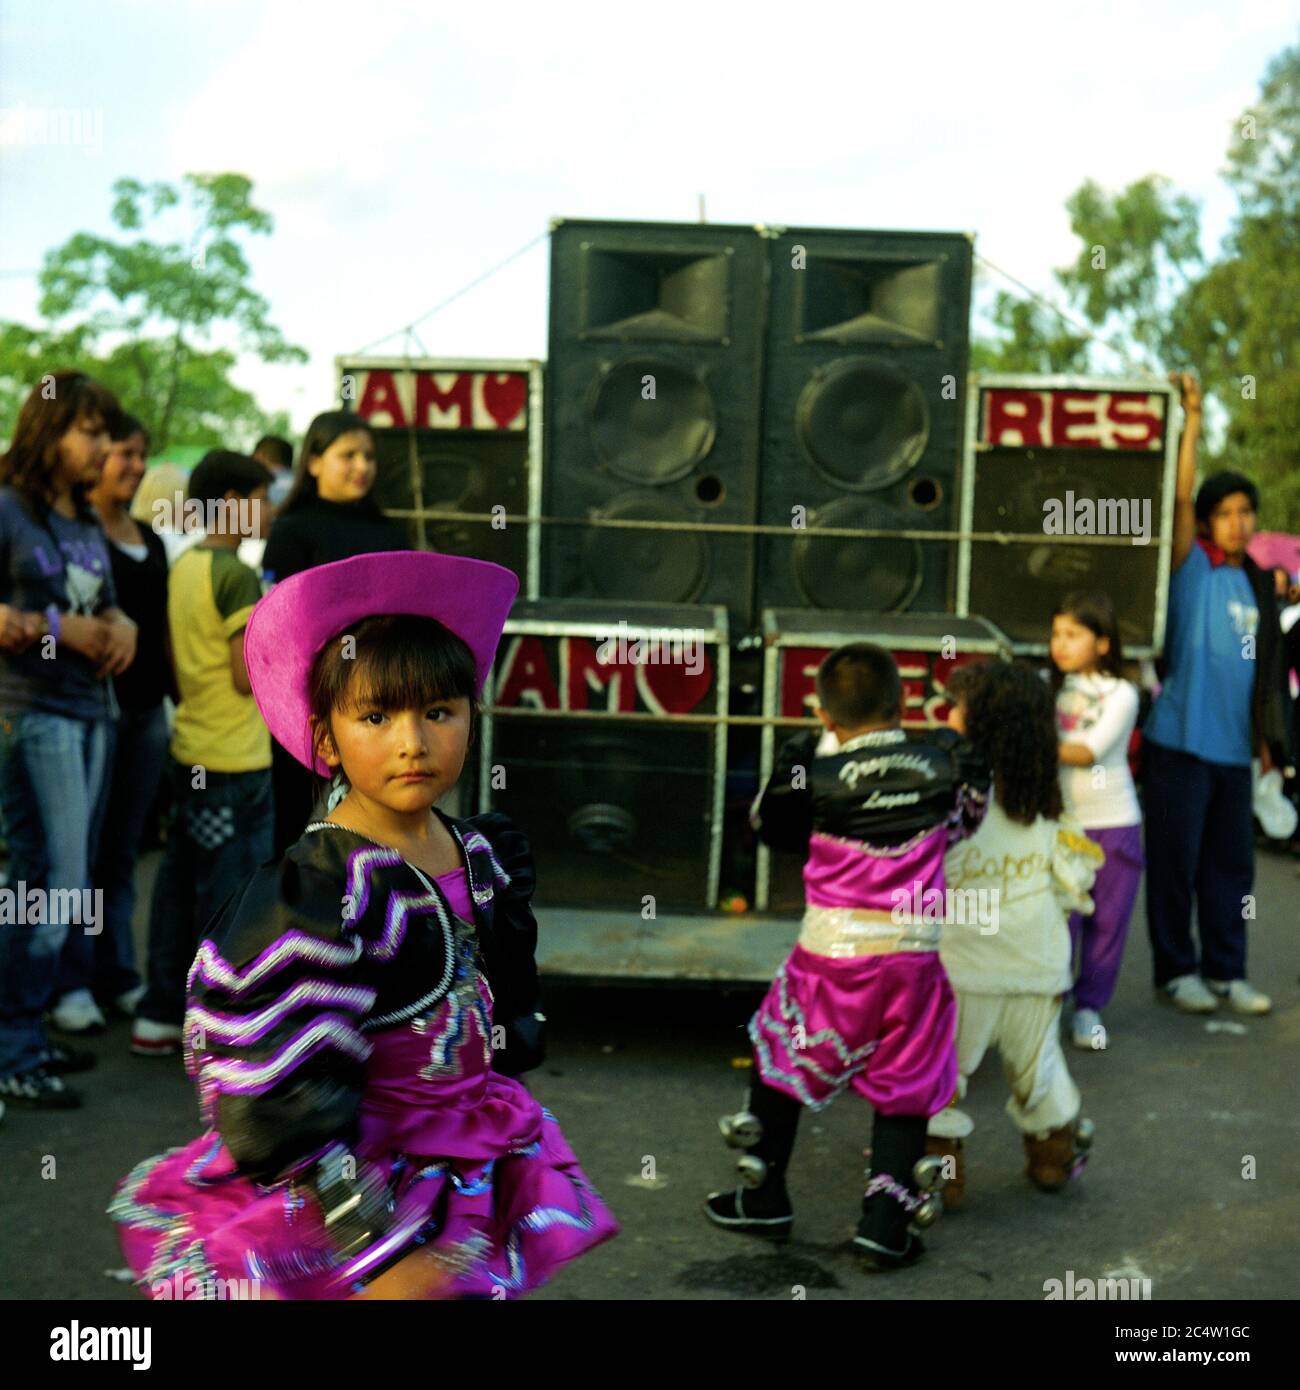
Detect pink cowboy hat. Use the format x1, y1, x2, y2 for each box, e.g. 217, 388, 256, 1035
243, 550, 519, 774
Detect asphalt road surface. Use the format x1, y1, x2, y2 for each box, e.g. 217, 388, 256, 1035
3, 844, 1298, 1302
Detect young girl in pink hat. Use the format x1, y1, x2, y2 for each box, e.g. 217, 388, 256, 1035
110, 551, 618, 1298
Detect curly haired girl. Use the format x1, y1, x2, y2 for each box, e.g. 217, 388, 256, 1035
929, 661, 1103, 1206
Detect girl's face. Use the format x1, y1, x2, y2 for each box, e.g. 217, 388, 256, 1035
55, 412, 112, 492
308, 430, 377, 504
946, 696, 968, 736
1050, 613, 1109, 675
318, 690, 472, 816
94, 432, 148, 505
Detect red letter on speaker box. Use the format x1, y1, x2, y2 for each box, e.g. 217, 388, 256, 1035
564, 638, 636, 713
1049, 391, 1102, 447
495, 636, 559, 710
356, 370, 407, 428
781, 647, 826, 719
414, 372, 474, 429
984, 390, 1044, 447
1105, 392, 1163, 449
482, 374, 528, 430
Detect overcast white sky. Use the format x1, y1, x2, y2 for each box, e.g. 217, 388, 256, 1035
1, 0, 1295, 434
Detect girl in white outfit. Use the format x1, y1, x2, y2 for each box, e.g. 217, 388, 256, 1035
926, 663, 1103, 1207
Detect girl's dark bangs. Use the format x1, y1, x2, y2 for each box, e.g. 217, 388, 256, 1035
333, 619, 476, 712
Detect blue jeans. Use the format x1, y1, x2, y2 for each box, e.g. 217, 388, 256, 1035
0, 711, 109, 1076
137, 760, 273, 1027
57, 703, 170, 1000
1143, 739, 1253, 987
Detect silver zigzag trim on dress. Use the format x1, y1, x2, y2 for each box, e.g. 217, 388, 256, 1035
747, 963, 878, 1110
809, 821, 946, 861
199, 1015, 371, 1094
342, 843, 405, 926
189, 931, 363, 997
368, 884, 452, 962
187, 982, 377, 1044
458, 829, 512, 888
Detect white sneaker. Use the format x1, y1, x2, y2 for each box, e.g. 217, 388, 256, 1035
1204, 979, 1272, 1015
130, 1019, 184, 1057
1072, 1008, 1108, 1050
50, 989, 108, 1035
114, 985, 147, 1017
1162, 974, 1219, 1013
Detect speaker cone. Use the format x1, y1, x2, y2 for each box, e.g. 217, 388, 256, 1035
588, 357, 716, 485
795, 358, 928, 490
581, 494, 709, 603
793, 496, 923, 611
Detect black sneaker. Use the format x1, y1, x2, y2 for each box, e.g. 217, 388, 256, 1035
703, 1187, 794, 1239
853, 1230, 926, 1271
0, 1067, 82, 1109
42, 1043, 97, 1075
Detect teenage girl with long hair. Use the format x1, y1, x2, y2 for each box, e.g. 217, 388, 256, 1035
0, 372, 139, 1107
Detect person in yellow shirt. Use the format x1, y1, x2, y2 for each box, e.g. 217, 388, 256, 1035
131, 451, 272, 1057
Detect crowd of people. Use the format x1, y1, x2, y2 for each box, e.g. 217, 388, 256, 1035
709, 372, 1294, 1267
0, 372, 405, 1107
0, 365, 1292, 1294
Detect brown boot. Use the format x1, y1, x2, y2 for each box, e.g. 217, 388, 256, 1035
1023, 1120, 1092, 1192
925, 1135, 966, 1211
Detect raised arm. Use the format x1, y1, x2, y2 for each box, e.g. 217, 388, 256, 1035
1169, 371, 1202, 572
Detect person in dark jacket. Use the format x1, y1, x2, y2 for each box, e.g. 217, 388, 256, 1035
262, 411, 408, 854
705, 642, 990, 1270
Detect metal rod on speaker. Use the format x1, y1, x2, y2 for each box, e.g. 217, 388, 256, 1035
405, 424, 427, 551
380, 506, 1166, 549
484, 707, 826, 729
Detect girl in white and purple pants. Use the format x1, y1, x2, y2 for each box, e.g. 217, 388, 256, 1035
1051, 594, 1144, 1051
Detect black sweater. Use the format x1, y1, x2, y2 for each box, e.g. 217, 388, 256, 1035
261, 495, 410, 582
107, 526, 173, 710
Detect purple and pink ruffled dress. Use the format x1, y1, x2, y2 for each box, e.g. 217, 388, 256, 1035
747, 726, 991, 1117
110, 816, 618, 1298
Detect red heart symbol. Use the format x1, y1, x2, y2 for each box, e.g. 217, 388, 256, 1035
482, 374, 527, 430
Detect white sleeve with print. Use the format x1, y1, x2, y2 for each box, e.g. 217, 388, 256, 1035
1056, 674, 1142, 830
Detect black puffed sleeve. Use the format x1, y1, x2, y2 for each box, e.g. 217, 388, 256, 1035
751, 727, 819, 854
929, 726, 991, 843
463, 811, 545, 1077
185, 851, 376, 1185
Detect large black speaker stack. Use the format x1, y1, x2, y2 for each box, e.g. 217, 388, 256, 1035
542, 222, 768, 623
757, 227, 972, 616
336, 225, 1182, 963
542, 219, 974, 630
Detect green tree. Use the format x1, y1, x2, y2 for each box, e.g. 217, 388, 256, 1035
0, 173, 304, 449
1055, 174, 1204, 370
971, 40, 1300, 530
1193, 43, 1300, 525
969, 288, 1092, 374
